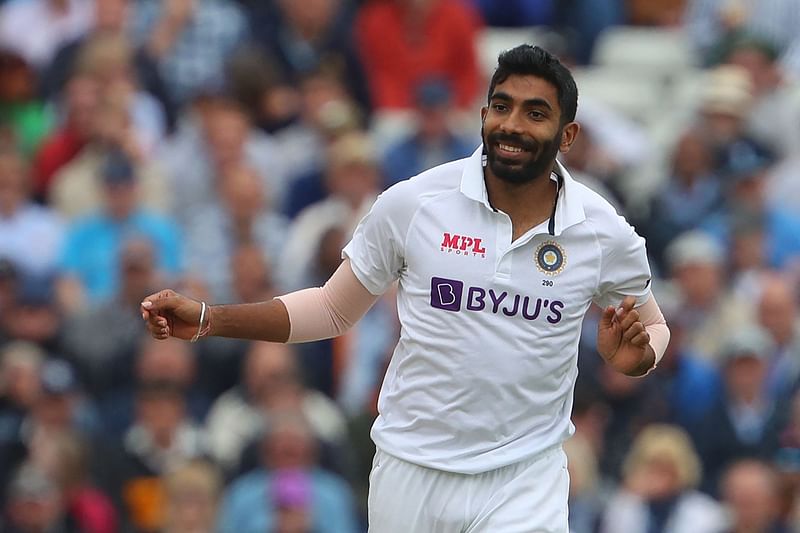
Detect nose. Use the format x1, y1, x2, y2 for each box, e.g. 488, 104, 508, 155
498, 109, 525, 135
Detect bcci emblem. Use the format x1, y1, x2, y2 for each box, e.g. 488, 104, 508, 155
535, 241, 566, 275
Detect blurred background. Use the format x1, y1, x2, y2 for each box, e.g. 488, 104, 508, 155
0, 0, 799, 531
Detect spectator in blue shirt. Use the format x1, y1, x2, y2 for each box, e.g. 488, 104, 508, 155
702, 138, 800, 271
58, 150, 181, 308
382, 78, 475, 187
219, 409, 359, 533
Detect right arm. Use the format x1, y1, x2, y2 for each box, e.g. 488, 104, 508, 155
141, 259, 379, 343
144, 182, 412, 342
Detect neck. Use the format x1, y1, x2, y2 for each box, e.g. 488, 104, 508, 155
484, 164, 558, 240
231, 216, 253, 241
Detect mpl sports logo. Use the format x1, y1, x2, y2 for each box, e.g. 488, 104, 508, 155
440, 232, 487, 258
430, 277, 564, 324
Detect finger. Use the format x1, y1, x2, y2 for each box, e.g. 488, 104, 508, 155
621, 296, 637, 310
619, 309, 640, 331
146, 321, 161, 338
145, 316, 170, 338
142, 309, 165, 327
616, 296, 636, 317
629, 331, 650, 347
151, 323, 170, 339
599, 306, 616, 329
143, 308, 162, 329
622, 321, 645, 342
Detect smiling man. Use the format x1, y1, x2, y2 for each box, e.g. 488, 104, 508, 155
140, 45, 669, 532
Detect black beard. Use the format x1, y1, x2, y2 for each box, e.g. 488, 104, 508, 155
484, 129, 561, 184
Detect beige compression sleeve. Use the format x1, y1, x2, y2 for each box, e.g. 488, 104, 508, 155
637, 293, 670, 366
276, 259, 380, 343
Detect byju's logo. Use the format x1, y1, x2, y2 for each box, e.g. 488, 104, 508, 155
430, 276, 564, 323
431, 277, 463, 311
440, 233, 487, 258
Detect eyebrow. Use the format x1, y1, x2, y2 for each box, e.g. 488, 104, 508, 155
490, 92, 554, 111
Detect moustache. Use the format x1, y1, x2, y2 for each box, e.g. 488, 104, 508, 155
487, 132, 538, 153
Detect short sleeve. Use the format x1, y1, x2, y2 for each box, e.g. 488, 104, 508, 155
342, 184, 414, 296
593, 214, 652, 309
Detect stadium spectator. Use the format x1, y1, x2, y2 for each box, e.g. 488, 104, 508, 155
599, 424, 727, 533
695, 64, 756, 161
0, 342, 44, 489
279, 131, 381, 291
2, 462, 72, 533
641, 128, 723, 271
381, 78, 475, 186
31, 73, 99, 199
648, 300, 722, 434
719, 459, 792, 533
218, 409, 358, 533
695, 326, 786, 494
56, 149, 181, 308
205, 341, 347, 474
703, 138, 800, 271
245, 0, 371, 112
355, 0, 483, 110
159, 95, 290, 226
42, 0, 175, 129
564, 433, 604, 533
722, 35, 800, 159
756, 274, 800, 400
0, 0, 93, 69
280, 67, 365, 218
0, 148, 64, 276
685, 0, 800, 77
229, 243, 277, 304
99, 336, 209, 436
106, 379, 207, 533
48, 95, 170, 221
38, 430, 118, 533
0, 50, 54, 159
69, 33, 167, 156
161, 460, 222, 533
130, 0, 247, 106
61, 238, 160, 398
664, 230, 752, 361
3, 273, 63, 350
183, 164, 287, 303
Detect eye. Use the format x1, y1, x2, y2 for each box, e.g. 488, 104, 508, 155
491, 103, 508, 112
529, 110, 546, 120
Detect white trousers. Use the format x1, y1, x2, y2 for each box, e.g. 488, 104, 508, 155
367, 446, 570, 533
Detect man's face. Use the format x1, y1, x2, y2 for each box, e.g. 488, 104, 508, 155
481, 75, 565, 184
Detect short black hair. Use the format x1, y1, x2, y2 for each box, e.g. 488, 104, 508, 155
488, 44, 578, 124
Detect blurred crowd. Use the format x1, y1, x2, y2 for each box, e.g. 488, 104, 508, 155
0, 0, 800, 532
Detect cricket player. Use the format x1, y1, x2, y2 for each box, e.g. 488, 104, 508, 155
142, 45, 669, 532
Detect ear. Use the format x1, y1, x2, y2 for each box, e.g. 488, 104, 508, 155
480, 106, 488, 124
558, 122, 580, 153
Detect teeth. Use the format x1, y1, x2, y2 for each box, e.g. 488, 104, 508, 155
499, 144, 523, 153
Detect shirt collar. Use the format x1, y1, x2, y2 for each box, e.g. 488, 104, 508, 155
460, 145, 586, 236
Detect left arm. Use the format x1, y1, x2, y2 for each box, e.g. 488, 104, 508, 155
596, 293, 670, 377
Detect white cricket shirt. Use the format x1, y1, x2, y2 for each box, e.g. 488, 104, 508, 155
342, 147, 651, 474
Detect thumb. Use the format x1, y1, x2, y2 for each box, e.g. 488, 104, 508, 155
599, 305, 616, 329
